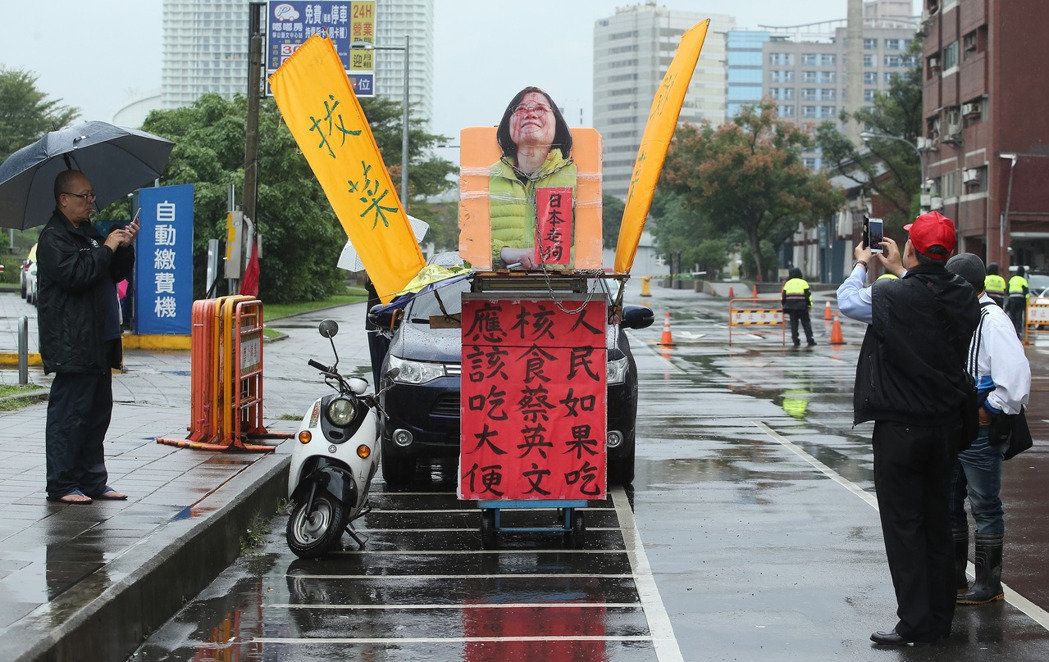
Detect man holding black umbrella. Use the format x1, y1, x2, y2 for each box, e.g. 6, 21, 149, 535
38, 170, 137, 504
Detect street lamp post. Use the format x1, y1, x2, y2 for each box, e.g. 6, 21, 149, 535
860, 131, 927, 212
352, 36, 410, 213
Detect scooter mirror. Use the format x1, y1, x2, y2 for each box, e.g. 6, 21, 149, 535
318, 319, 339, 338
384, 367, 401, 381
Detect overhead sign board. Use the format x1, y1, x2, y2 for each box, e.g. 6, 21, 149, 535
266, 1, 375, 96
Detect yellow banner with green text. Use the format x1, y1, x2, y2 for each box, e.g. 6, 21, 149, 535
269, 35, 424, 302
614, 20, 710, 274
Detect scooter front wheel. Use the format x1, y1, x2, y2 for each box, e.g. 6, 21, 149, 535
286, 494, 347, 558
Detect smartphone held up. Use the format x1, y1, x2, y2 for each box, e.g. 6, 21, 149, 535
863, 218, 884, 254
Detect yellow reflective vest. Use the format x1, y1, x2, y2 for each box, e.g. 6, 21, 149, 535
877, 273, 899, 281
984, 274, 1006, 297
1008, 275, 1029, 299
781, 277, 811, 310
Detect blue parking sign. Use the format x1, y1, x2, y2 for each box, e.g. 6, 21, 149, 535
134, 185, 193, 335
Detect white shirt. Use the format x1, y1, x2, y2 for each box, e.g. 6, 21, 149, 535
970, 293, 1031, 415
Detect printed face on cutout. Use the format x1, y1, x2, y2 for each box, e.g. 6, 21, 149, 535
508, 92, 555, 150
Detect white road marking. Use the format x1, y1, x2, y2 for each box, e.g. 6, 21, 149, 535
368, 507, 615, 514
330, 549, 627, 555
755, 420, 1049, 632
358, 527, 625, 533
612, 486, 684, 662
250, 636, 652, 645
266, 602, 641, 610
283, 573, 634, 580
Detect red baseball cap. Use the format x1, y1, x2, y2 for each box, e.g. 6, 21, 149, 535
904, 211, 956, 260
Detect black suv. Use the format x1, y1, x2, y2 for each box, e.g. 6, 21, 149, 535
370, 276, 653, 486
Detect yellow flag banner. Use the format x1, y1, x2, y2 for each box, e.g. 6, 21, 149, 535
613, 20, 710, 274
269, 35, 424, 302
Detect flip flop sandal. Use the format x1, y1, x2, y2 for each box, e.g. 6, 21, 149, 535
47, 489, 93, 504
93, 486, 128, 500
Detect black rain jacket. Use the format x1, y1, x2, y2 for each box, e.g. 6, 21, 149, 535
36, 210, 134, 374
853, 262, 980, 426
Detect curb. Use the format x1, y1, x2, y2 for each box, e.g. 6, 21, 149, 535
10, 452, 290, 662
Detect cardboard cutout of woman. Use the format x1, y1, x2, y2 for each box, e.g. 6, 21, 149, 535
489, 87, 577, 269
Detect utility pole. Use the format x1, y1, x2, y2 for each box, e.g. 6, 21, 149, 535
243, 2, 265, 222
844, 0, 864, 144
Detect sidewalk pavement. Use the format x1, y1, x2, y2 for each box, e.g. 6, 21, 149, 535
0, 293, 374, 661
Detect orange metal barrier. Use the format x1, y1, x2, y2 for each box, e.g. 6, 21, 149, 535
158, 296, 290, 452
728, 297, 785, 345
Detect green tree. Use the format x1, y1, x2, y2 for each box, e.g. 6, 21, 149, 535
0, 68, 78, 161
602, 194, 625, 249
662, 102, 841, 281
141, 93, 455, 302
816, 39, 923, 237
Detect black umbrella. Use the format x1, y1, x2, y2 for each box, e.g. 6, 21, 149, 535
0, 121, 175, 230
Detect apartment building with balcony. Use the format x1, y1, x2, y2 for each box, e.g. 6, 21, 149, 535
921, 0, 1049, 269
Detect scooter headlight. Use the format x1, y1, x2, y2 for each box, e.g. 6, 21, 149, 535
607, 357, 629, 384
326, 397, 357, 426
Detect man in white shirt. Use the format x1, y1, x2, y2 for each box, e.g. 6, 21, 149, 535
945, 253, 1031, 606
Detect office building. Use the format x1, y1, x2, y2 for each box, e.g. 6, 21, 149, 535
761, 20, 919, 170
726, 30, 771, 120
375, 0, 434, 125
161, 0, 249, 110
593, 3, 735, 199
161, 0, 433, 123
921, 0, 1049, 270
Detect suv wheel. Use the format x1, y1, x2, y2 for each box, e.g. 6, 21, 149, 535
607, 431, 635, 486
381, 437, 415, 487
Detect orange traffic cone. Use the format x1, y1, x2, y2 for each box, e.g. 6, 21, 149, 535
752, 284, 758, 297
830, 313, 845, 345
658, 312, 675, 347
728, 286, 735, 299
824, 300, 833, 320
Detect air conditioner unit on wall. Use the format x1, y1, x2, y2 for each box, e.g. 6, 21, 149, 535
962, 102, 980, 116
963, 168, 980, 183
929, 56, 941, 69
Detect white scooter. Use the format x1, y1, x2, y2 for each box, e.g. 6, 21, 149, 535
286, 319, 396, 558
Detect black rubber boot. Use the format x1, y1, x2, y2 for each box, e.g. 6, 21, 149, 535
952, 528, 969, 594
958, 533, 1004, 604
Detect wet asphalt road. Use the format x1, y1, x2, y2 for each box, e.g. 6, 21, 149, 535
131, 281, 1049, 661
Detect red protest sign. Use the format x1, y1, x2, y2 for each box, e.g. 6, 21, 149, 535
460, 296, 606, 500
534, 187, 573, 266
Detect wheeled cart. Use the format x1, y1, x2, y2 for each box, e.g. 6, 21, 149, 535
477, 499, 587, 549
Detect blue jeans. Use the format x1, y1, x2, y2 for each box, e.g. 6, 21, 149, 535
948, 426, 1007, 536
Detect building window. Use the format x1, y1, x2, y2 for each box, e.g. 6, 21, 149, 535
777, 104, 795, 118
771, 88, 796, 100
884, 38, 911, 51
864, 71, 878, 84
769, 70, 795, 82
802, 105, 817, 118
864, 54, 874, 68
864, 89, 876, 102
820, 54, 836, 66
884, 55, 913, 67
864, 38, 877, 50
802, 71, 818, 83
819, 105, 836, 118
884, 72, 899, 84
769, 53, 793, 66
943, 41, 959, 70
802, 53, 819, 66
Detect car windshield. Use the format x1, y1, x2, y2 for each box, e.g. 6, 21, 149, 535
1027, 274, 1049, 295
405, 277, 620, 323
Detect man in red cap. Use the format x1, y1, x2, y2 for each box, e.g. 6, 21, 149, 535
837, 210, 980, 646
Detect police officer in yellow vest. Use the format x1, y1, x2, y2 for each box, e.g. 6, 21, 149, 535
984, 263, 1006, 308
782, 267, 816, 347
1006, 266, 1029, 338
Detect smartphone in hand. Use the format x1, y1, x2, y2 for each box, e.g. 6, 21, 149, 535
867, 218, 884, 254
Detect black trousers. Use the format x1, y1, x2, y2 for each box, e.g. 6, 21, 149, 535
872, 421, 956, 641
1005, 297, 1025, 337
45, 367, 114, 498
787, 309, 814, 345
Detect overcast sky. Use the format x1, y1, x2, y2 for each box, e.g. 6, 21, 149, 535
1, 0, 919, 142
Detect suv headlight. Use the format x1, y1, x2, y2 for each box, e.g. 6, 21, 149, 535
607, 357, 629, 384
388, 355, 446, 384
326, 396, 357, 426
